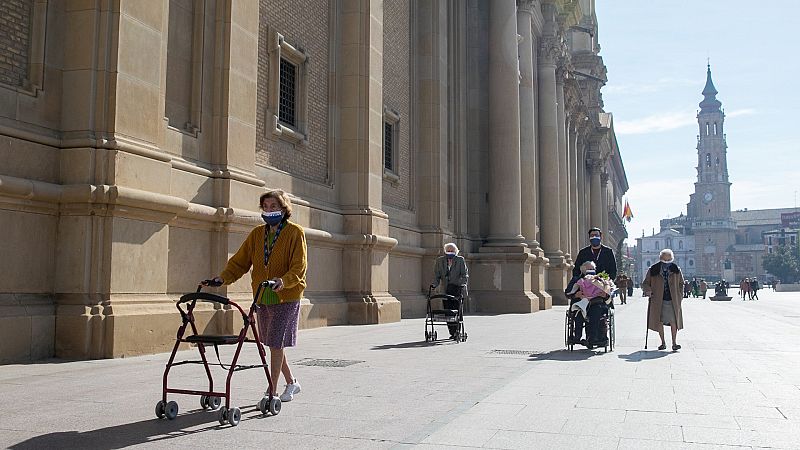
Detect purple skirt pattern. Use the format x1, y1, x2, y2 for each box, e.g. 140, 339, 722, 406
256, 300, 300, 349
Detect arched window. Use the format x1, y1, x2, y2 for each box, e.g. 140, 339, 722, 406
716, 156, 719, 166
706, 123, 710, 135
679, 240, 683, 249
713, 122, 718, 135
655, 241, 660, 250
706, 154, 711, 167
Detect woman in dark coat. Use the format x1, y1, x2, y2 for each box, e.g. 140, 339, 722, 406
641, 249, 685, 351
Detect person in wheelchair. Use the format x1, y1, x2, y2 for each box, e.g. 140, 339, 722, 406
567, 261, 611, 347
430, 243, 469, 339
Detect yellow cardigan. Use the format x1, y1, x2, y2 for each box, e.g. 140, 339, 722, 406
220, 221, 307, 302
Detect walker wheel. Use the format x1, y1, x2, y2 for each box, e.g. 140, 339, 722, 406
425, 331, 430, 342
165, 401, 179, 420
258, 396, 268, 415
207, 395, 221, 411
218, 407, 228, 425
433, 331, 438, 341
155, 400, 165, 419
461, 333, 468, 342
227, 407, 241, 426
200, 395, 208, 410
269, 397, 281, 415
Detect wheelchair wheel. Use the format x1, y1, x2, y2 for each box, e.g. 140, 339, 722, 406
609, 311, 615, 352
565, 312, 574, 351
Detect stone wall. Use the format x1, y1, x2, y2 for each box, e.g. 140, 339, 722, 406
382, 0, 412, 211
0, 0, 31, 88
256, 0, 331, 185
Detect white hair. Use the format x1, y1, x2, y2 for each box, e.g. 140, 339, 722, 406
580, 261, 596, 273
659, 248, 675, 260
444, 242, 459, 253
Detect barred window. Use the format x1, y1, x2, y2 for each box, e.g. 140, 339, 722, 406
384, 121, 394, 171
279, 58, 297, 127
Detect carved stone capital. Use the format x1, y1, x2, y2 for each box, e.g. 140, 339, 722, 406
538, 34, 566, 65
600, 171, 610, 185
517, 0, 539, 14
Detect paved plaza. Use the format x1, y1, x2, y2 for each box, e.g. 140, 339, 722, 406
2, 289, 799, 449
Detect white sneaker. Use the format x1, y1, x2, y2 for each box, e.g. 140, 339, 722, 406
279, 379, 301, 402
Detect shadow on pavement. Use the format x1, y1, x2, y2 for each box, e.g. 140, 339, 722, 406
370, 339, 457, 350
8, 406, 268, 449
526, 349, 601, 362
617, 350, 670, 362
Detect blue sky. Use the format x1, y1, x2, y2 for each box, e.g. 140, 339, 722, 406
595, 1, 800, 242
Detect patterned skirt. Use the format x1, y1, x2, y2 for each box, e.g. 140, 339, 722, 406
661, 301, 676, 326
256, 300, 300, 349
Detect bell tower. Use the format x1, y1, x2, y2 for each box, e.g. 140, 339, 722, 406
687, 64, 736, 278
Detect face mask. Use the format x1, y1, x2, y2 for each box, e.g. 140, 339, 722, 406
589, 236, 601, 247
661, 259, 674, 266
445, 252, 456, 259
585, 270, 596, 275
261, 210, 283, 226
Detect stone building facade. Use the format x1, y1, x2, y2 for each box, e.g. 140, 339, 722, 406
0, 0, 628, 363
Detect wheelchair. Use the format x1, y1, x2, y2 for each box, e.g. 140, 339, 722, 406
564, 297, 615, 353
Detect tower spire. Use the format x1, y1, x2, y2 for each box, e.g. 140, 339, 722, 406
700, 63, 721, 111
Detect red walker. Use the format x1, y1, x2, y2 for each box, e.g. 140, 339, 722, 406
155, 280, 280, 426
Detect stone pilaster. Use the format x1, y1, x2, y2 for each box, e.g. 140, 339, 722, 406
470, 0, 538, 314
518, 0, 551, 310
556, 69, 571, 264
339, 0, 400, 324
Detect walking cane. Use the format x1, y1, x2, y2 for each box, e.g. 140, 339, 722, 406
644, 295, 650, 350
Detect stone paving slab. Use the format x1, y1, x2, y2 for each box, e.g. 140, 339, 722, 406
1, 289, 799, 449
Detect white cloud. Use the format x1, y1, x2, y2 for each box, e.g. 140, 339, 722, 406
615, 110, 696, 135
603, 78, 696, 95
726, 108, 756, 118
615, 108, 757, 135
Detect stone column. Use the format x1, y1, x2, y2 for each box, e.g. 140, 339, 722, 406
568, 121, 580, 256
469, 0, 538, 314
601, 170, 610, 234
537, 29, 568, 304
589, 158, 603, 228
518, 1, 551, 310
576, 144, 587, 241
339, 0, 400, 324
487, 0, 524, 246
556, 73, 571, 262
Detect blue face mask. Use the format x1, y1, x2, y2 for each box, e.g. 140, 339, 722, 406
445, 252, 456, 259
261, 210, 283, 226
585, 270, 596, 275
589, 236, 602, 247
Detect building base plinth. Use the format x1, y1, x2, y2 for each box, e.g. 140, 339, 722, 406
346, 294, 401, 325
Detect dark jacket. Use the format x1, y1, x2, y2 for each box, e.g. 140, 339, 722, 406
431, 255, 469, 296
572, 244, 617, 280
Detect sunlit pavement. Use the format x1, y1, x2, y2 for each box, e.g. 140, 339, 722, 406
2, 289, 799, 449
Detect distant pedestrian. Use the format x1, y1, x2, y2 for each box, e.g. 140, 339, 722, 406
699, 279, 708, 299
615, 275, 628, 304
751, 279, 759, 300
739, 278, 749, 300
642, 249, 685, 351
